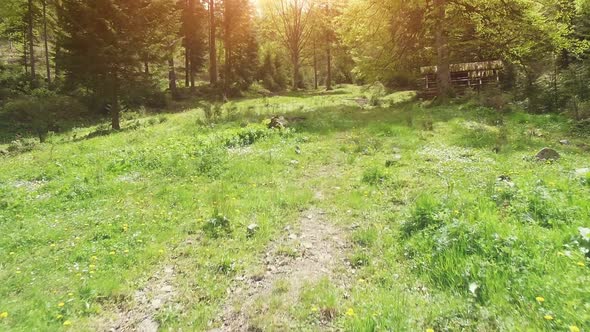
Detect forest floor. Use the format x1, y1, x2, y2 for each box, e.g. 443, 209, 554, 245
0, 85, 589, 331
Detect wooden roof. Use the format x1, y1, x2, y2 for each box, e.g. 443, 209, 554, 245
420, 60, 503, 74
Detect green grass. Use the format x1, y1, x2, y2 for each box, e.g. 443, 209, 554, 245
0, 85, 589, 331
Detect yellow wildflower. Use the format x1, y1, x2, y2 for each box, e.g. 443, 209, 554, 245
58, 302, 65, 307
91, 256, 98, 260
426, 329, 435, 332
576, 262, 585, 267
345, 308, 355, 317
158, 249, 164, 254
535, 296, 545, 303
544, 315, 553, 320
109, 251, 116, 255
9, 252, 15, 255
124, 249, 129, 254
0, 312, 8, 319
570, 326, 580, 332
68, 293, 74, 297
50, 243, 56, 247
89, 264, 96, 269
311, 306, 318, 312
56, 314, 63, 319
63, 320, 72, 326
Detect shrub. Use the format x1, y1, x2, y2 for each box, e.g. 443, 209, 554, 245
2, 89, 87, 142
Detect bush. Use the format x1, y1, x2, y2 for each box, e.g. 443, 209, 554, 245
2, 89, 87, 142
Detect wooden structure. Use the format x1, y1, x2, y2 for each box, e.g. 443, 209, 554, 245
419, 60, 503, 97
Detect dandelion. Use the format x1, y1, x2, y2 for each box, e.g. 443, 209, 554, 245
544, 315, 553, 320
50, 243, 56, 248
535, 296, 545, 303
89, 264, 96, 269
109, 251, 116, 255
576, 262, 585, 267
426, 329, 435, 332
311, 306, 318, 312
158, 249, 164, 254
58, 302, 65, 307
91, 256, 98, 260
0, 312, 8, 319
345, 308, 355, 317
68, 293, 74, 297
124, 249, 129, 254
63, 320, 72, 326
56, 314, 63, 319
569, 326, 580, 332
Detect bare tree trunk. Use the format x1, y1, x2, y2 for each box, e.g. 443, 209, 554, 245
185, 46, 190, 87
434, 0, 450, 98
111, 80, 121, 130
28, 0, 37, 85
169, 57, 177, 96
209, 0, 218, 85
23, 27, 29, 75
42, 0, 51, 85
313, 40, 318, 90
292, 55, 300, 90
326, 42, 332, 90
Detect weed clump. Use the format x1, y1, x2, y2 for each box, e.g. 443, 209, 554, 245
401, 195, 444, 237
362, 166, 389, 185
202, 211, 232, 238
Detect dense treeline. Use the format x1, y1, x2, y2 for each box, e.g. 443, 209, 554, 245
0, 0, 589, 139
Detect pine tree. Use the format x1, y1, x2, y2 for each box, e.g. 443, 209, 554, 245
59, 0, 179, 129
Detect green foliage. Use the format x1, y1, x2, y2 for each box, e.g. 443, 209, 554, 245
2, 89, 87, 142
401, 195, 444, 237
202, 211, 232, 238
361, 166, 388, 185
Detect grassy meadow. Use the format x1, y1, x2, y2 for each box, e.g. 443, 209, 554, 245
0, 85, 589, 331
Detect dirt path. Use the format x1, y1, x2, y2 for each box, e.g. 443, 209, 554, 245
209, 207, 349, 332
102, 265, 178, 332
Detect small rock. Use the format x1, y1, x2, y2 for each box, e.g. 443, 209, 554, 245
535, 148, 560, 161
288, 234, 298, 240
247, 224, 259, 237
559, 139, 570, 145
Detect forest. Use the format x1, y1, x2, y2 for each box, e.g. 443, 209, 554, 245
0, 0, 589, 331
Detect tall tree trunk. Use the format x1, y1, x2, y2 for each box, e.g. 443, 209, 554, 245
292, 55, 299, 90
111, 80, 121, 130
185, 46, 190, 87
313, 40, 318, 90
42, 0, 51, 85
209, 0, 218, 85
326, 42, 332, 91
23, 27, 29, 75
169, 57, 177, 96
54, 42, 60, 78
28, 0, 37, 85
223, 0, 232, 95
434, 0, 450, 98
